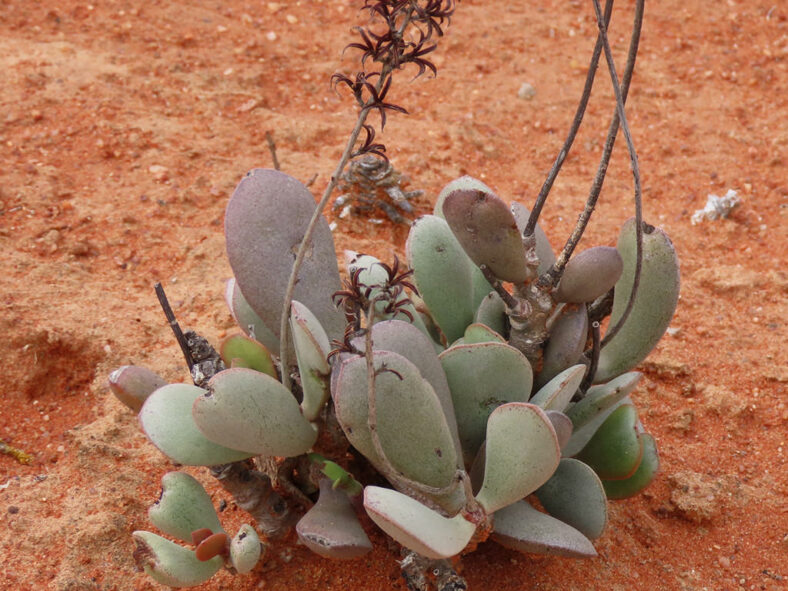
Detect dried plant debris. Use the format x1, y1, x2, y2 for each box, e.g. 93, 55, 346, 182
691, 189, 742, 224
333, 155, 423, 224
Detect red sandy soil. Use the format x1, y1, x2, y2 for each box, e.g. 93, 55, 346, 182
1, 1, 786, 590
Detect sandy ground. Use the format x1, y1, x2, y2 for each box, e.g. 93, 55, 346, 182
1, 1, 786, 590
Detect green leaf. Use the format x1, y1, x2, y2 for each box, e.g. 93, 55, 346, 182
492, 500, 597, 558
575, 404, 644, 480
308, 453, 363, 497
406, 215, 477, 343
139, 384, 253, 466
463, 322, 506, 345
529, 364, 585, 412
219, 333, 277, 377
132, 531, 222, 588
535, 458, 608, 540
193, 368, 317, 457
364, 486, 476, 559
333, 352, 459, 496
603, 433, 660, 500
473, 291, 507, 338
563, 371, 642, 458
475, 403, 560, 513
148, 472, 222, 543
224, 278, 280, 353
290, 301, 331, 422
595, 219, 680, 383
440, 342, 533, 463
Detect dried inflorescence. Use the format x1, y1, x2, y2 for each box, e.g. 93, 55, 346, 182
333, 0, 455, 161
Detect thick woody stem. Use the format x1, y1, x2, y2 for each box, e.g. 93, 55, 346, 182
210, 461, 300, 540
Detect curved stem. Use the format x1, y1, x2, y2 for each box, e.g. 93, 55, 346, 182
594, 0, 646, 347
278, 111, 372, 390
279, 4, 421, 390
524, 0, 614, 237
363, 307, 463, 510
540, 0, 644, 288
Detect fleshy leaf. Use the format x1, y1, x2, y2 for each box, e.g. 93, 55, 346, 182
563, 372, 642, 458
555, 246, 623, 304
230, 524, 263, 574
193, 368, 317, 457
473, 291, 507, 338
492, 500, 597, 558
566, 372, 642, 431
133, 531, 223, 588
575, 404, 644, 480
463, 323, 506, 344
440, 342, 533, 464
333, 352, 461, 507
225, 168, 344, 342
475, 403, 560, 513
148, 472, 222, 543
535, 458, 608, 540
139, 384, 253, 466
308, 453, 363, 497
296, 479, 373, 560
290, 301, 331, 422
602, 433, 660, 499
443, 188, 529, 283
224, 278, 279, 353
530, 364, 585, 412
545, 410, 573, 450
353, 320, 462, 459
108, 365, 167, 413
364, 486, 476, 559
406, 215, 477, 343
595, 219, 680, 383
434, 176, 495, 219
535, 304, 588, 389
219, 333, 277, 378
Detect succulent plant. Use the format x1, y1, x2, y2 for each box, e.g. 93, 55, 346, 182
112, 162, 679, 587
108, 1, 676, 589
133, 472, 263, 587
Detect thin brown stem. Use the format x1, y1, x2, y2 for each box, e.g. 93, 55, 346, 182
541, 0, 644, 288
593, 0, 645, 348
479, 265, 518, 309
524, 0, 614, 237
579, 319, 601, 395
154, 282, 194, 371
363, 307, 462, 512
279, 3, 426, 390
265, 131, 280, 171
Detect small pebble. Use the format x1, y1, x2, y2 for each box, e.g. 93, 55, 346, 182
518, 82, 536, 100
